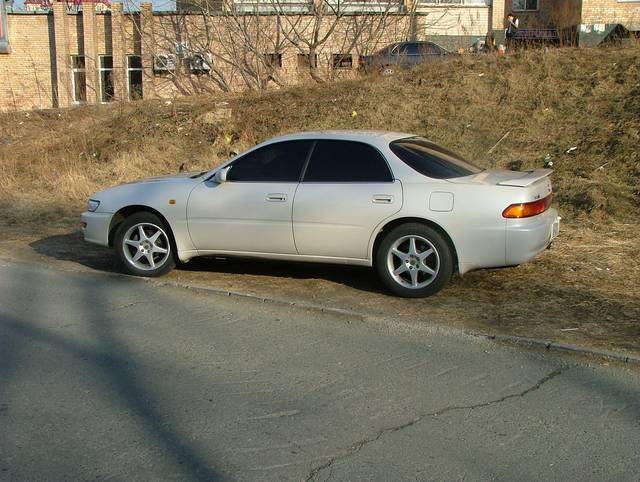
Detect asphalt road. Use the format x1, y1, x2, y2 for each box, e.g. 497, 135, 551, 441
1, 261, 639, 481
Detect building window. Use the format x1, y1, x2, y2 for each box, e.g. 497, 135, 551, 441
264, 53, 282, 69
419, 0, 462, 4
332, 54, 353, 70
512, 0, 538, 11
325, 0, 404, 12
297, 53, 318, 68
418, 0, 485, 4
234, 0, 312, 14
99, 55, 114, 103
71, 55, 86, 104
127, 55, 143, 101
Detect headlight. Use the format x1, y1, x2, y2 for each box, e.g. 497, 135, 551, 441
87, 199, 100, 212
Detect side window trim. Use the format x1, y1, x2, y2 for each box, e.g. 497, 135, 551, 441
298, 139, 317, 182
301, 139, 395, 184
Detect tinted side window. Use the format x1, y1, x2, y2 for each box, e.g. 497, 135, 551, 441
227, 140, 312, 182
426, 44, 445, 55
399, 43, 419, 55
390, 137, 482, 179
304, 140, 393, 183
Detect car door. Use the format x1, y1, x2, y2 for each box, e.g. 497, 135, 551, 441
292, 140, 402, 260
187, 140, 313, 254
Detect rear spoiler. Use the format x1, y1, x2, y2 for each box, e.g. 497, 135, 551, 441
497, 169, 553, 187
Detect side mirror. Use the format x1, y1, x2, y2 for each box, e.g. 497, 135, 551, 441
214, 166, 231, 183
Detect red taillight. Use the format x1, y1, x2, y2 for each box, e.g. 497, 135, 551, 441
502, 194, 553, 218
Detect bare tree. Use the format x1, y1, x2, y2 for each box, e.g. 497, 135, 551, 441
122, 0, 443, 94
274, 0, 407, 83
127, 0, 292, 93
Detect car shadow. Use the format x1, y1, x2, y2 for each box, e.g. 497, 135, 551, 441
30, 231, 121, 273
29, 231, 389, 295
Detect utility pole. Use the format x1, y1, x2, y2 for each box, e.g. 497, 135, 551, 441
0, 0, 11, 54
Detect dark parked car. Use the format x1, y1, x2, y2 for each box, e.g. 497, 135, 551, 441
359, 41, 453, 74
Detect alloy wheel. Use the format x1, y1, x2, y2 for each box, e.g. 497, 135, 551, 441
386, 235, 440, 289
121, 222, 171, 271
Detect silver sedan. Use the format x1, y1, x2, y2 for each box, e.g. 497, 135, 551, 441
81, 131, 560, 297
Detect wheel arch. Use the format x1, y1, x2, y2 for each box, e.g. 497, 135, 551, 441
372, 217, 459, 274
108, 205, 175, 248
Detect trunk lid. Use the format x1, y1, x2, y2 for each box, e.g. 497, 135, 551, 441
448, 169, 554, 204
495, 169, 553, 187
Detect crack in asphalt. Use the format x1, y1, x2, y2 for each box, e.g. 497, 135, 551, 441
106, 301, 151, 312
304, 366, 566, 481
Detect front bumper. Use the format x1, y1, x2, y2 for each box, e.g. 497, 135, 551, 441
80, 211, 113, 247
505, 208, 560, 266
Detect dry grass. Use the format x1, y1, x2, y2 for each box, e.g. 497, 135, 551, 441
0, 46, 639, 354
1, 46, 639, 226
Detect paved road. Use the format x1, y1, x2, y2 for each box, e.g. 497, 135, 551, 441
1, 261, 639, 481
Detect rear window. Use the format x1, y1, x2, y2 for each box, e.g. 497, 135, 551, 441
389, 137, 482, 179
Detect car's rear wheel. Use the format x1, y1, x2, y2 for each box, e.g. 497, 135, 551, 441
115, 212, 176, 277
376, 223, 453, 298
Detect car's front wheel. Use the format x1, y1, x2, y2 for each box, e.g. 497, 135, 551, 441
376, 223, 453, 298
115, 212, 176, 277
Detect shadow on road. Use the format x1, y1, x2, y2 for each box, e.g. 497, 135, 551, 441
29, 231, 387, 295
0, 262, 224, 480
25, 231, 640, 356
30, 231, 119, 273
1, 260, 640, 481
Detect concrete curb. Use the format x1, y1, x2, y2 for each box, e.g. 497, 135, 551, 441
478, 334, 640, 366
150, 278, 369, 321
152, 277, 640, 366
3, 256, 639, 367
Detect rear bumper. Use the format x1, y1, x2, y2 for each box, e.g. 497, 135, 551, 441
81, 211, 113, 247
505, 208, 559, 266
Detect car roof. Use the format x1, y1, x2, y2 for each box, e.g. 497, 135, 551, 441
263, 130, 414, 147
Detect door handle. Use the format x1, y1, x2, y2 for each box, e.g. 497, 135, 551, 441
266, 193, 287, 202
372, 195, 393, 204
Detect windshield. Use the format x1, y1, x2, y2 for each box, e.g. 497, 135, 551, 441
389, 137, 483, 179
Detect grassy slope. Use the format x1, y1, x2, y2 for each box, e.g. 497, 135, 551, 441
0, 47, 638, 225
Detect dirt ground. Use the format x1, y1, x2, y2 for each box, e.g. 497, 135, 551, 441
1, 217, 638, 357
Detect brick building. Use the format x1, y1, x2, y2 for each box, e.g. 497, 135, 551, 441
496, 0, 640, 45
0, 0, 638, 112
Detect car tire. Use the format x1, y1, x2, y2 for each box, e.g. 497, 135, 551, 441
115, 212, 176, 277
376, 223, 453, 298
